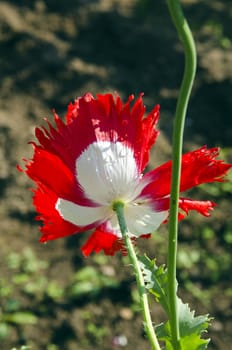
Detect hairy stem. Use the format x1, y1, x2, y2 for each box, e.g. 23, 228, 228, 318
166, 0, 197, 349
113, 201, 161, 350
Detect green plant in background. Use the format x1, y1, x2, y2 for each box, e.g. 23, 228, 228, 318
0, 248, 64, 345
2, 247, 123, 348
68, 265, 119, 299
6, 248, 66, 302
0, 274, 37, 344
203, 20, 232, 49
82, 311, 109, 346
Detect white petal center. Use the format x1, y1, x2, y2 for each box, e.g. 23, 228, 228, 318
76, 141, 142, 205
110, 201, 169, 237
56, 199, 110, 227
55, 141, 169, 237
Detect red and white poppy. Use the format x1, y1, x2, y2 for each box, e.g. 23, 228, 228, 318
19, 93, 232, 255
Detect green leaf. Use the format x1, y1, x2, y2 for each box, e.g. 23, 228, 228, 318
155, 298, 211, 350
177, 298, 210, 336
68, 266, 119, 298
3, 312, 37, 325
138, 255, 170, 313
0, 322, 9, 340
138, 255, 211, 349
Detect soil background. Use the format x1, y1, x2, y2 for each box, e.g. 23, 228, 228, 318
0, 0, 232, 349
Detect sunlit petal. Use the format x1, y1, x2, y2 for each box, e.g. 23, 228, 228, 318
76, 141, 142, 205
110, 202, 169, 237
56, 198, 110, 227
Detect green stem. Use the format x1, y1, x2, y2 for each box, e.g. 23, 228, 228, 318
113, 201, 161, 350
166, 1, 197, 349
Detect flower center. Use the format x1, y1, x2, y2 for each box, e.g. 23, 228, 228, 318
76, 141, 143, 206
56, 141, 169, 235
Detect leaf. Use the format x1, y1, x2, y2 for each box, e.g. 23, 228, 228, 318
3, 312, 37, 325
177, 298, 210, 336
68, 266, 119, 298
155, 298, 211, 350
138, 255, 170, 313
138, 255, 211, 349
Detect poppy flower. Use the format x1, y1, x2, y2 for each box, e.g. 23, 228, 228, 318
19, 93, 232, 256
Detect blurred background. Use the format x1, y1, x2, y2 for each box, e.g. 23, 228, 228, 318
0, 0, 231, 349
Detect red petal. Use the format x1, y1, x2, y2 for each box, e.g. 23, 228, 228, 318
31, 93, 160, 174
142, 146, 232, 198
20, 145, 96, 242
81, 227, 125, 256
34, 184, 99, 243
179, 146, 232, 191
22, 144, 95, 206
81, 225, 152, 256
35, 116, 77, 171
25, 147, 75, 197
33, 185, 80, 242
178, 198, 216, 217
151, 196, 216, 220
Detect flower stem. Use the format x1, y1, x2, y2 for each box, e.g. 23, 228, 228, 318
113, 201, 161, 350
166, 0, 197, 349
